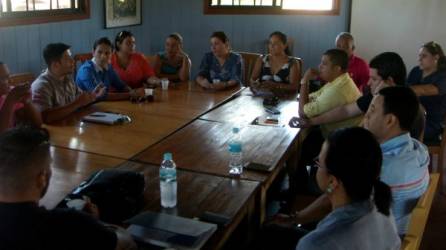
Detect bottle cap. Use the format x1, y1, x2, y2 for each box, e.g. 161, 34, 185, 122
163, 152, 172, 160
232, 127, 240, 133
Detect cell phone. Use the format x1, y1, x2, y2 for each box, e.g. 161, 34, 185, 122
265, 115, 279, 124
244, 162, 272, 172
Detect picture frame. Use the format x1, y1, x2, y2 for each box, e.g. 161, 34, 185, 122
104, 0, 141, 29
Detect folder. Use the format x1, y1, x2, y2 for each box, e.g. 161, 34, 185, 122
126, 211, 217, 250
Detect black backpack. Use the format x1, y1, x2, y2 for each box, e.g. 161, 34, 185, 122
58, 169, 145, 224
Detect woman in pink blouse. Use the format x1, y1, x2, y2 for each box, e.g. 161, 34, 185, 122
111, 30, 159, 89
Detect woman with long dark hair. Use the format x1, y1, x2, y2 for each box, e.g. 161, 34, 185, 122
296, 127, 400, 249
250, 31, 301, 95
111, 30, 159, 89
408, 41, 446, 141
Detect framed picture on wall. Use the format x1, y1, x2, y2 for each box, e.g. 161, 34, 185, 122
104, 0, 142, 29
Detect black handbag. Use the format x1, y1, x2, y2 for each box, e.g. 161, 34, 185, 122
58, 169, 145, 224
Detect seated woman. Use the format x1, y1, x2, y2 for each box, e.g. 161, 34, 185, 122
154, 33, 191, 82
408, 41, 446, 142
295, 127, 400, 249
111, 30, 159, 89
250, 31, 300, 95
196, 31, 242, 90
76, 37, 145, 101
0, 62, 41, 133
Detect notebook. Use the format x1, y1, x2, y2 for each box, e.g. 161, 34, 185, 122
82, 112, 131, 125
126, 211, 217, 250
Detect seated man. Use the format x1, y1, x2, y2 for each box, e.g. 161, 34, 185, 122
296, 49, 361, 182
76, 37, 145, 101
0, 62, 41, 133
299, 48, 362, 138
32, 43, 105, 123
275, 87, 429, 237
0, 127, 136, 250
335, 32, 370, 92
364, 86, 429, 235
290, 52, 407, 132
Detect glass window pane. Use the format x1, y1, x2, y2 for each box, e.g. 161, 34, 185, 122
75, 0, 78, 8
220, 0, 233, 5
275, 0, 282, 6
34, 0, 51, 10
1, 0, 6, 12
211, 0, 218, 5
258, 0, 273, 6
282, 0, 333, 10
11, 0, 28, 11
240, 0, 254, 5
57, 0, 72, 9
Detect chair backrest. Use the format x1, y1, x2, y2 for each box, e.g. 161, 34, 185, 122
411, 105, 426, 142
73, 53, 93, 76
238, 51, 261, 86
401, 173, 439, 250
293, 57, 303, 85
144, 54, 157, 68
9, 72, 35, 87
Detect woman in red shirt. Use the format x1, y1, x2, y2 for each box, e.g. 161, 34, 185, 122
111, 30, 158, 88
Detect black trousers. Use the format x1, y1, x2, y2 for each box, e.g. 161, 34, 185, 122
294, 127, 325, 194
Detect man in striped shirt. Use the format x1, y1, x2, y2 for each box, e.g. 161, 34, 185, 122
363, 86, 430, 235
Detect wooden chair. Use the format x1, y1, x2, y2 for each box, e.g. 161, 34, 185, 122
401, 173, 439, 250
425, 115, 446, 193
144, 54, 157, 68
9, 72, 35, 86
73, 53, 93, 75
238, 52, 261, 86
414, 106, 426, 142
293, 57, 303, 87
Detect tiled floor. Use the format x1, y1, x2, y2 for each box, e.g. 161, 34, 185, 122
420, 192, 446, 250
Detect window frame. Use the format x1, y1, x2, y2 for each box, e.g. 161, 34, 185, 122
0, 0, 90, 27
203, 0, 341, 15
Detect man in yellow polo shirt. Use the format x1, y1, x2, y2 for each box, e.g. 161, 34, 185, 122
293, 48, 361, 193
299, 48, 362, 138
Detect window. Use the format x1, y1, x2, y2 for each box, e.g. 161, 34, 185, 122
0, 0, 89, 27
204, 0, 340, 15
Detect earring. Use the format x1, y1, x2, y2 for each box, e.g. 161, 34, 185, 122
326, 184, 333, 194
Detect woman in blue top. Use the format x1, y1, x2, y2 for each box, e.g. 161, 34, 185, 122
296, 127, 400, 250
250, 31, 300, 95
407, 41, 446, 142
196, 31, 242, 90
154, 33, 191, 82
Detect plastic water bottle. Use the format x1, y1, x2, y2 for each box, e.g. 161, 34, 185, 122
228, 127, 243, 175
160, 152, 177, 208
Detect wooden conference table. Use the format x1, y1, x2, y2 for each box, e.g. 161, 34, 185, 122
133, 91, 300, 222
40, 148, 259, 250
43, 81, 300, 249
45, 81, 241, 159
